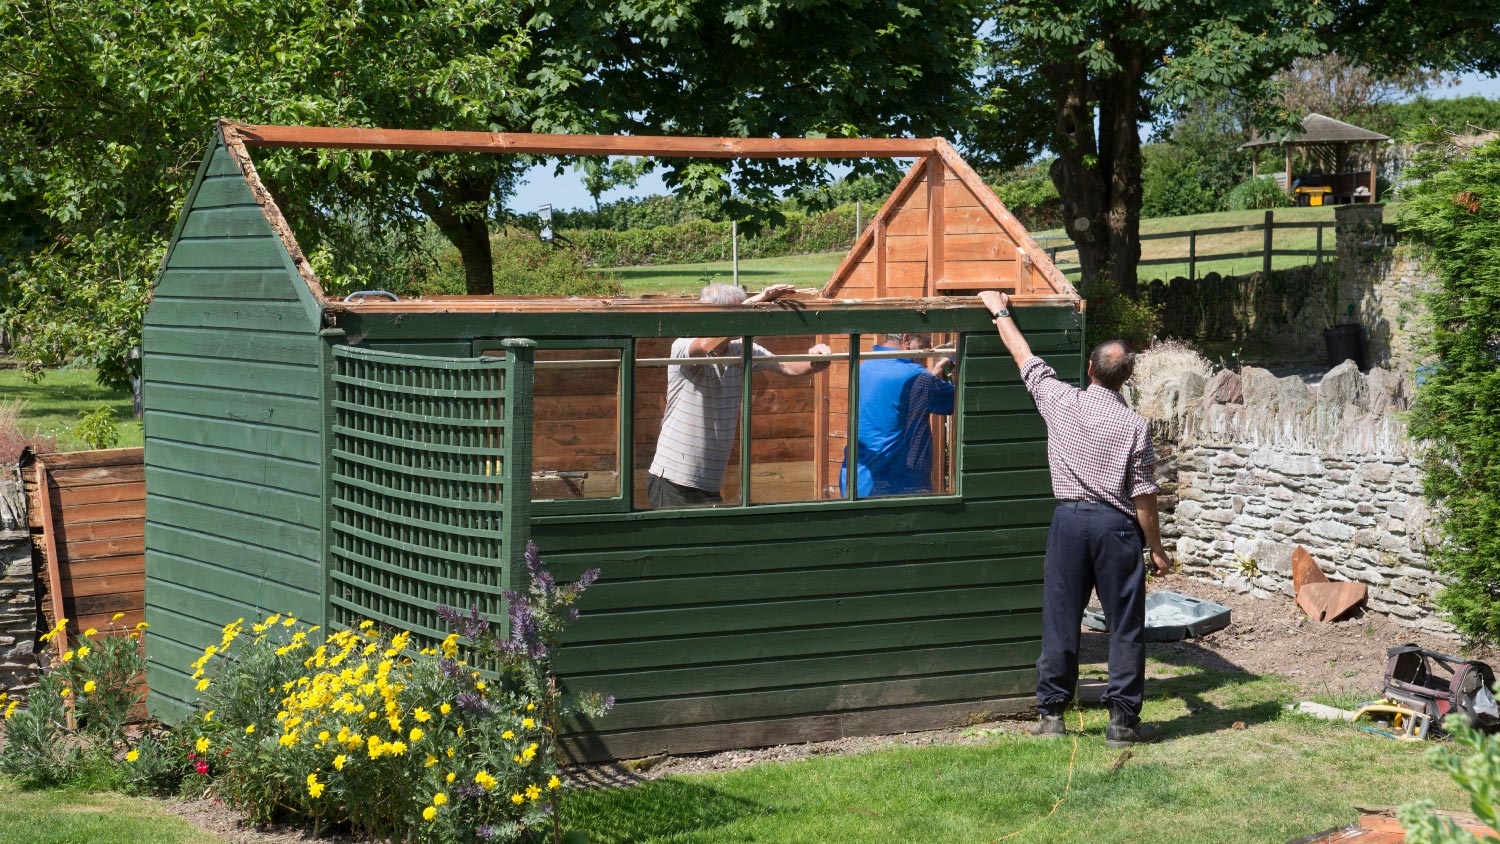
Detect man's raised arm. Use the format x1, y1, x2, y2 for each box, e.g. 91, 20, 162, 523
978, 291, 1033, 368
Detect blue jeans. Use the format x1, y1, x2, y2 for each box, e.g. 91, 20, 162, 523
1035, 501, 1147, 719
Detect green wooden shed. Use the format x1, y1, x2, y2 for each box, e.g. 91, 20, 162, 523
142, 120, 1083, 760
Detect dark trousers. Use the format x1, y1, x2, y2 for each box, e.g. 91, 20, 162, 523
1036, 501, 1147, 719
646, 474, 723, 509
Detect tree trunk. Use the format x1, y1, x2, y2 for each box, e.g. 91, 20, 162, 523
1046, 63, 1108, 286
1100, 49, 1145, 298
419, 175, 495, 296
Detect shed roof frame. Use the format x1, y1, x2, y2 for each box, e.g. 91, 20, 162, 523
212, 119, 1079, 315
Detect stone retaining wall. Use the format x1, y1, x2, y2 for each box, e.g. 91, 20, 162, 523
0, 470, 40, 690
1141, 361, 1450, 634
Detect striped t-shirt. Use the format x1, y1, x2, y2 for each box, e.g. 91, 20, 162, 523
649, 337, 772, 492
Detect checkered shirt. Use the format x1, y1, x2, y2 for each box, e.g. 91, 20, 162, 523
1020, 356, 1159, 515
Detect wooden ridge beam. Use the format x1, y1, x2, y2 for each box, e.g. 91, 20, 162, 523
324, 294, 1080, 315
225, 121, 939, 159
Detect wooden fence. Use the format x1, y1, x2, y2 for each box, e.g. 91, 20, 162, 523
1039, 210, 1342, 281
25, 448, 145, 656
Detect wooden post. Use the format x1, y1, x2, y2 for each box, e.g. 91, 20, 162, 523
1316, 224, 1324, 265
847, 336, 862, 502
1284, 147, 1293, 196
927, 156, 945, 292
1263, 210, 1274, 276
1189, 231, 1197, 281
1369, 144, 1379, 201
34, 459, 68, 660
732, 220, 739, 287
874, 215, 887, 298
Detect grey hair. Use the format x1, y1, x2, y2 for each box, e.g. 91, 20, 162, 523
1089, 340, 1135, 391
884, 333, 906, 345
699, 283, 748, 305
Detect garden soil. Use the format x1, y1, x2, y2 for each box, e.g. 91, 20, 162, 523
154, 574, 1495, 836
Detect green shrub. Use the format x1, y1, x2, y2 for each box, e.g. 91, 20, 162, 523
560, 205, 859, 268
989, 162, 1063, 231
1399, 722, 1500, 843
417, 231, 624, 298
1400, 137, 1500, 640
1225, 176, 1294, 211
1142, 142, 1223, 218
1081, 279, 1160, 352
74, 406, 121, 450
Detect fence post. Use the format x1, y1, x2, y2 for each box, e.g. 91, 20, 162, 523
1316, 223, 1324, 266
1262, 210, 1274, 276
1189, 231, 1197, 281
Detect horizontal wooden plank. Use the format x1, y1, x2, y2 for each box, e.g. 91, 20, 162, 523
960, 354, 1083, 386
575, 553, 1042, 612
205, 146, 242, 177
961, 412, 1049, 444
562, 694, 1034, 762
147, 297, 315, 333
569, 582, 1040, 643
147, 562, 318, 624
962, 385, 1035, 413
147, 496, 321, 560
964, 468, 1054, 499
52, 518, 144, 545
154, 267, 299, 301
147, 523, 321, 593
961, 441, 1050, 471
145, 466, 320, 527
37, 448, 144, 471
144, 412, 321, 464
146, 354, 319, 396
144, 382, 321, 431
186, 175, 258, 209
146, 441, 321, 498
63, 535, 145, 561
142, 325, 319, 365
943, 206, 1004, 235
570, 666, 1033, 732
51, 499, 143, 524
54, 481, 144, 507
63, 570, 145, 599
558, 610, 1042, 674
177, 207, 277, 240
167, 237, 289, 270
66, 590, 143, 618
945, 233, 1019, 262
570, 640, 1039, 701
48, 464, 145, 487
59, 554, 145, 578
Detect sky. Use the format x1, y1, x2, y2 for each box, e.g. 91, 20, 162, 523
508, 72, 1500, 214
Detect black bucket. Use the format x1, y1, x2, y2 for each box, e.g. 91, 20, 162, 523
1323, 323, 1366, 370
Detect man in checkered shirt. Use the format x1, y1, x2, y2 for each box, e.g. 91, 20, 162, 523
980, 290, 1172, 747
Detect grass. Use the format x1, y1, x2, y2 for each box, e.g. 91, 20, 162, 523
607, 251, 847, 297
567, 661, 1466, 844
0, 778, 221, 844
0, 366, 142, 452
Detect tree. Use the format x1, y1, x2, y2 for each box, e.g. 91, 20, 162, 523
1275, 52, 1443, 130
971, 1, 1500, 297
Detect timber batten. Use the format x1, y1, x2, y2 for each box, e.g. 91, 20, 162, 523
143, 122, 1081, 757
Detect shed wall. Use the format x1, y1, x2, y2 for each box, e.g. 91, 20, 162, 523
142, 141, 325, 721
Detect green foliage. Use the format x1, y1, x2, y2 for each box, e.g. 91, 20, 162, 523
1399, 722, 1500, 844
1380, 96, 1500, 139
1400, 138, 1500, 641
1225, 177, 1295, 211
417, 231, 624, 298
1142, 100, 1251, 219
0, 617, 148, 788
1081, 279, 1159, 352
73, 407, 121, 451
989, 162, 1063, 231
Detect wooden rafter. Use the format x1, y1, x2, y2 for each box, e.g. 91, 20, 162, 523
819, 159, 930, 298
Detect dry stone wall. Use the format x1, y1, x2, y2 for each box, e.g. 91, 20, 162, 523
0, 470, 40, 690
1140, 361, 1449, 634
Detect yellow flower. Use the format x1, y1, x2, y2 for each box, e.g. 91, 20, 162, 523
425, 754, 438, 768
333, 754, 347, 771
196, 737, 210, 753
135, 621, 149, 630
279, 732, 298, 747
112, 612, 124, 622
475, 681, 486, 691
319, 730, 331, 743
75, 646, 91, 658
422, 806, 437, 822
196, 678, 210, 691
410, 727, 425, 742
60, 687, 71, 698
307, 774, 324, 798
39, 619, 68, 643
83, 680, 96, 694
446, 772, 456, 783
456, 725, 465, 737
474, 771, 498, 791
283, 616, 297, 627
126, 749, 140, 763
61, 651, 74, 662
522, 718, 535, 729
245, 724, 256, 734
511, 793, 524, 805
548, 775, 561, 790
414, 707, 431, 722
386, 741, 407, 755
204, 710, 215, 722
526, 702, 536, 712
82, 628, 97, 637
439, 703, 452, 715
432, 792, 448, 806
526, 784, 542, 801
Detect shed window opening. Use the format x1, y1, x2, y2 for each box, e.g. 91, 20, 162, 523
632, 332, 960, 511
530, 348, 624, 502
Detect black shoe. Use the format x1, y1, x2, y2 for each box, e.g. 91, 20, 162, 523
1030, 713, 1066, 738
1105, 708, 1159, 747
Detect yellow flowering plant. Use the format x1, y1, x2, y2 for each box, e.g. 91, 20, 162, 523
151, 542, 610, 843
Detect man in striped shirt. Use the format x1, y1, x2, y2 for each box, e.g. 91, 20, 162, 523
980, 290, 1172, 747
647, 283, 832, 509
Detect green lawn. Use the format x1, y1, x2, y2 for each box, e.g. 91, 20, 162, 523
568, 662, 1466, 844
0, 367, 142, 452
0, 778, 220, 844
608, 252, 847, 297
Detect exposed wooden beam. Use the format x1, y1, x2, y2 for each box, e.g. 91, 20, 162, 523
224, 121, 939, 159
926, 156, 945, 289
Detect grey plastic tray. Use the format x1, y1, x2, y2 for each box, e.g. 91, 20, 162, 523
1082, 591, 1232, 642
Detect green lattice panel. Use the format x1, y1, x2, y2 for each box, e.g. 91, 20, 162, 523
329, 345, 518, 645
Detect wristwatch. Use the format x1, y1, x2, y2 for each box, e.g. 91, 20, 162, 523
991, 309, 1011, 320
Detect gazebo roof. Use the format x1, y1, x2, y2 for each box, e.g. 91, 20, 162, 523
1239, 113, 1391, 150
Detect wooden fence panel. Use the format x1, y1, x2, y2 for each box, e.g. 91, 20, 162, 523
24, 448, 146, 656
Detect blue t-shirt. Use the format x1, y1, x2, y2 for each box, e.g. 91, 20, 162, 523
840, 346, 956, 497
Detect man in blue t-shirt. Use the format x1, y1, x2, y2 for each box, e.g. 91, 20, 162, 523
840, 333, 956, 497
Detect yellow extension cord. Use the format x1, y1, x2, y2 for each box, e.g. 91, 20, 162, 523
992, 705, 1084, 843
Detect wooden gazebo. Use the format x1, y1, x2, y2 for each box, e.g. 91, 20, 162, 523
1240, 113, 1391, 204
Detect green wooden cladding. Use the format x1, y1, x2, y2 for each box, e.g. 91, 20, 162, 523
143, 128, 1082, 755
